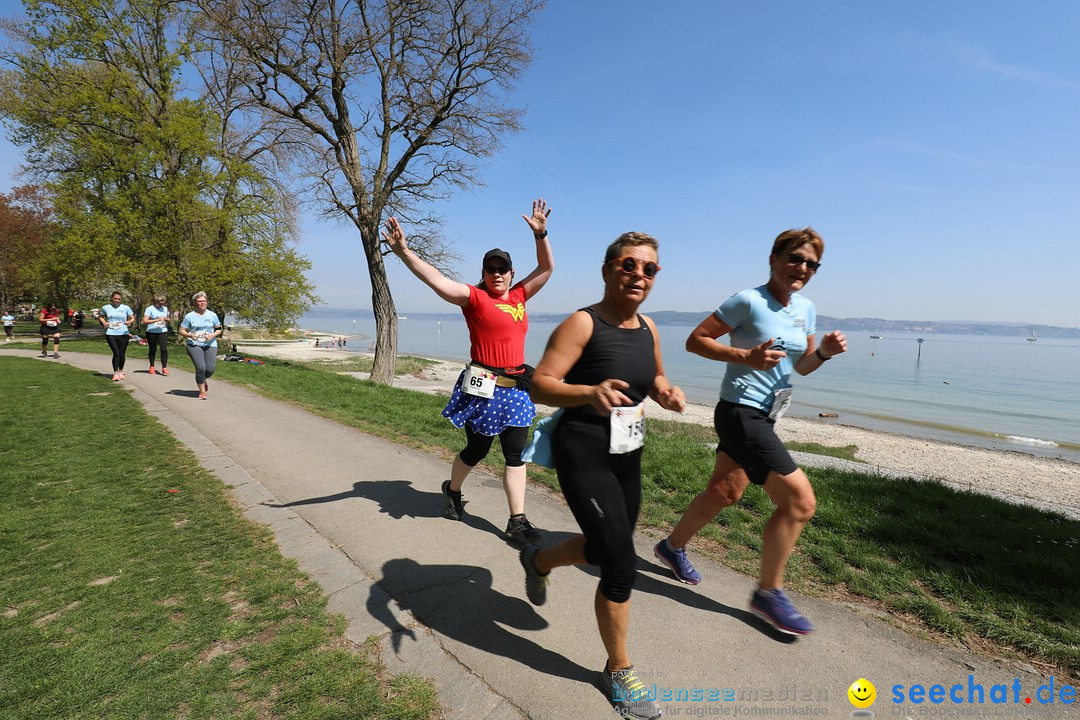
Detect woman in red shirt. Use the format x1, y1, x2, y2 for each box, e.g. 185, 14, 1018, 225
38, 303, 62, 358
383, 199, 554, 544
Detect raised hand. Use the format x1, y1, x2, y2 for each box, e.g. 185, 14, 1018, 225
745, 338, 786, 370
381, 217, 407, 255
522, 197, 551, 236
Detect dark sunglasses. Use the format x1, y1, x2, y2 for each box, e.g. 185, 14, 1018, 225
786, 253, 821, 272
484, 264, 511, 275
610, 256, 661, 278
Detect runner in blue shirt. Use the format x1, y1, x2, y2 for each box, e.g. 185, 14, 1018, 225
3, 310, 14, 341
179, 291, 222, 400
655, 228, 847, 636
142, 294, 171, 376
99, 291, 135, 379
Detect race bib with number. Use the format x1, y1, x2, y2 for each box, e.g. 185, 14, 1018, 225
462, 365, 497, 399
46, 320, 58, 327
768, 387, 793, 421
609, 403, 645, 454
108, 320, 124, 331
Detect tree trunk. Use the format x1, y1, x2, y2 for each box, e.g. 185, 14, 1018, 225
360, 217, 398, 385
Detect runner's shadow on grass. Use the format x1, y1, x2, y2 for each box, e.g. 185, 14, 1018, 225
369, 557, 595, 684
635, 560, 796, 643
267, 480, 505, 538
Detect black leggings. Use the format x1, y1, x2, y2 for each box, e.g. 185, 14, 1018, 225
147, 333, 169, 368
553, 416, 642, 604
459, 424, 528, 468
106, 334, 129, 371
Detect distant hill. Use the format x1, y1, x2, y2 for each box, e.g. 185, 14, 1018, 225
307, 307, 1080, 338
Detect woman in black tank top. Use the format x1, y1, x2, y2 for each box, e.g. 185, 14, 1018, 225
520, 232, 685, 720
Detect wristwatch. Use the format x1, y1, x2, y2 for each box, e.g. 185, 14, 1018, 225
534, 229, 548, 240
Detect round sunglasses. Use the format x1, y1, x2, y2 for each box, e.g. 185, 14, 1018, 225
610, 256, 661, 278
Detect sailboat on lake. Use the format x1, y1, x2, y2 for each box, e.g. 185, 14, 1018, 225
1027, 328, 1037, 342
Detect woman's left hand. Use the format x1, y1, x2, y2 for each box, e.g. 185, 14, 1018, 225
656, 386, 687, 412
522, 197, 551, 236
819, 330, 848, 358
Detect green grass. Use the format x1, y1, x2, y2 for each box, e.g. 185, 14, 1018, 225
0, 356, 438, 720
7, 340, 1080, 680
786, 441, 861, 462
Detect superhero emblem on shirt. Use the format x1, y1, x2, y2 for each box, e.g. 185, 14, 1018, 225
494, 302, 526, 322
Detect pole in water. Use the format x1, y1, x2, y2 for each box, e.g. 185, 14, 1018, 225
916, 337, 924, 364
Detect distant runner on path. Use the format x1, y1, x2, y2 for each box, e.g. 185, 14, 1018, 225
142, 294, 171, 376
383, 198, 554, 544
179, 291, 222, 401
654, 227, 847, 636
99, 291, 136, 380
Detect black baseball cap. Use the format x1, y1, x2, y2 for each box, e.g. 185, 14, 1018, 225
483, 248, 512, 268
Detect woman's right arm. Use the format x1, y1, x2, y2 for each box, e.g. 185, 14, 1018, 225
531, 311, 633, 413
686, 313, 783, 371
382, 217, 470, 307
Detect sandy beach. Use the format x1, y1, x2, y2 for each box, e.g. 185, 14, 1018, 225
235, 340, 1080, 520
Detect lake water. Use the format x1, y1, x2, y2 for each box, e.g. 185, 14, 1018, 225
299, 310, 1080, 464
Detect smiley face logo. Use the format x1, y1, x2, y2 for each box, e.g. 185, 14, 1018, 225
848, 678, 876, 709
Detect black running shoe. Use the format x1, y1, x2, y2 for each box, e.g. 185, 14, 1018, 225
519, 544, 548, 606
441, 480, 464, 520
505, 514, 542, 544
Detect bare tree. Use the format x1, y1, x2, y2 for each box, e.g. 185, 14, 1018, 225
191, 0, 541, 383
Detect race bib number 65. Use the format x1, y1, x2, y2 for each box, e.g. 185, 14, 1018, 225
462, 365, 496, 399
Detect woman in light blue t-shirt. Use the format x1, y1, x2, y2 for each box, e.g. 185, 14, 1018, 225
178, 291, 221, 400
656, 228, 848, 637
98, 291, 135, 380
142, 294, 171, 376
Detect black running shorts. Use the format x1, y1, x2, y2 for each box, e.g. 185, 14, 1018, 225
713, 400, 798, 486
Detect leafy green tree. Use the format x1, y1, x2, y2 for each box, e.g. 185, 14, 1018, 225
0, 0, 316, 330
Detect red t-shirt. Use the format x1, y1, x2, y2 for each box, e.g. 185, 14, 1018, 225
463, 283, 529, 371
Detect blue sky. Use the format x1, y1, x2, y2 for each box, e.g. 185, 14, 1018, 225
2, 1, 1077, 327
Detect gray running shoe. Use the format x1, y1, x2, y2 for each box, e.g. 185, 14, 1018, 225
505, 514, 542, 544
441, 480, 464, 520
599, 664, 662, 719
519, 544, 548, 606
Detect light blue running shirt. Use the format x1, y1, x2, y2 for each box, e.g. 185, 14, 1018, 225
716, 284, 816, 413
101, 304, 135, 336
181, 310, 221, 347
144, 305, 170, 333
2, 314, 13, 327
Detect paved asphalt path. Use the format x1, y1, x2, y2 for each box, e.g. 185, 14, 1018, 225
6, 349, 1071, 720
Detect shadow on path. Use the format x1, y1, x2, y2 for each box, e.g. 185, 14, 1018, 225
368, 558, 595, 685
268, 479, 506, 539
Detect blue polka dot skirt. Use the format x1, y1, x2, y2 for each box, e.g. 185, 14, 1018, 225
442, 369, 536, 435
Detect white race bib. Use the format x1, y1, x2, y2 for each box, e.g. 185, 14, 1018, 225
462, 365, 496, 399
46, 319, 58, 327
609, 403, 645, 454
768, 387, 793, 421
108, 320, 124, 331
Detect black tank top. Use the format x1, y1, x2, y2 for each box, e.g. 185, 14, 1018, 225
564, 307, 657, 421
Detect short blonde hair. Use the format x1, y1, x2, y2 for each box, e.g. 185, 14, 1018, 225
191, 291, 208, 303
152, 294, 166, 304
770, 227, 824, 260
